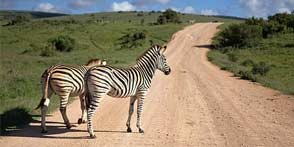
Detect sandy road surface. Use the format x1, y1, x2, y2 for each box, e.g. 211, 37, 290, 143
1, 23, 294, 147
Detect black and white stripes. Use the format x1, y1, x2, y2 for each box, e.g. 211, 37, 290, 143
84, 45, 171, 138
36, 59, 106, 133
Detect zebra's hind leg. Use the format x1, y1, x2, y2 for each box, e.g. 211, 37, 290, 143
126, 96, 137, 133
78, 94, 87, 124
41, 91, 53, 133
136, 91, 147, 133
59, 94, 72, 129
41, 105, 48, 133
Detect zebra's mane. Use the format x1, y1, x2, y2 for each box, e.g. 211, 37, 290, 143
136, 45, 160, 62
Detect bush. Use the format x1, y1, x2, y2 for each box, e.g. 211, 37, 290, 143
238, 70, 257, 82
118, 29, 147, 49
241, 59, 255, 66
262, 21, 286, 38
157, 9, 180, 24
252, 62, 271, 76
6, 14, 32, 26
228, 53, 238, 62
213, 23, 263, 48
40, 44, 56, 57
50, 35, 75, 52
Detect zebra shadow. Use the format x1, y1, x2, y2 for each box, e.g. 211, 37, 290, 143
193, 44, 213, 49
2, 120, 133, 139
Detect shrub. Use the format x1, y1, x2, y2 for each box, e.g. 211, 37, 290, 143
213, 23, 263, 48
238, 70, 257, 82
262, 21, 286, 38
228, 53, 238, 62
137, 13, 144, 16
40, 44, 56, 57
252, 62, 271, 76
50, 35, 75, 52
6, 14, 32, 26
241, 59, 255, 66
245, 17, 266, 26
118, 29, 147, 49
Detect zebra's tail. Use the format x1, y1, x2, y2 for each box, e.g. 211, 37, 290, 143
35, 69, 51, 110
84, 74, 91, 110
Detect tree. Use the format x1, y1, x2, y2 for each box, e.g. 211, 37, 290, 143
157, 9, 180, 24
213, 23, 263, 48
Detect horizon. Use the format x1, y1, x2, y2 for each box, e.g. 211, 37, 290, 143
0, 0, 293, 18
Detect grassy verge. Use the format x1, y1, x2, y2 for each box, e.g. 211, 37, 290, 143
208, 32, 294, 94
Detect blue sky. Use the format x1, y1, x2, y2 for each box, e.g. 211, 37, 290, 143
0, 0, 293, 18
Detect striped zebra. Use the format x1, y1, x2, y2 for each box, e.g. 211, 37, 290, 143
35, 58, 107, 133
85, 45, 171, 138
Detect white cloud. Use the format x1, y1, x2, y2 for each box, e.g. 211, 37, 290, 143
33, 3, 61, 13
200, 9, 219, 15
278, 7, 291, 13
111, 1, 136, 11
182, 6, 196, 14
170, 7, 180, 12
239, 0, 294, 17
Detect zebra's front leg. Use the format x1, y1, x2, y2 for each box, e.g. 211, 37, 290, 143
87, 92, 105, 138
136, 91, 147, 133
126, 96, 137, 133
78, 94, 87, 124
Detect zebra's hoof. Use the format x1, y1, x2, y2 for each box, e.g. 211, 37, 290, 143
66, 125, 72, 129
89, 134, 96, 139
78, 118, 83, 124
139, 128, 144, 133
41, 129, 48, 133
127, 127, 132, 133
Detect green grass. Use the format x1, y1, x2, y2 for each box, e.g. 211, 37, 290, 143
208, 32, 294, 94
0, 10, 241, 133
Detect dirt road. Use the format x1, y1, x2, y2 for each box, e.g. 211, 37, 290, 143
1, 23, 294, 147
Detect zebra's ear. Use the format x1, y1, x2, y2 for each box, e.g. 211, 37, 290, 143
160, 46, 167, 54
102, 60, 107, 65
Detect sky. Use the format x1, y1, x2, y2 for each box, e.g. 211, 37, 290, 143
0, 0, 293, 18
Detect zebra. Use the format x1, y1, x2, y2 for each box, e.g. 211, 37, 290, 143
85, 45, 171, 138
35, 58, 107, 133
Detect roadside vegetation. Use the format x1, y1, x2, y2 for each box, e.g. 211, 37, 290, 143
0, 9, 241, 133
208, 12, 294, 94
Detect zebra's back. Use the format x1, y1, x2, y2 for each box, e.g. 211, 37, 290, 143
45, 65, 87, 97
86, 66, 142, 98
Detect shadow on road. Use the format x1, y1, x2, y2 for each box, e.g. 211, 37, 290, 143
2, 119, 133, 139
193, 44, 213, 49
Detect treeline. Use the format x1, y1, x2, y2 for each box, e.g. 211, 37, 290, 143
213, 12, 294, 49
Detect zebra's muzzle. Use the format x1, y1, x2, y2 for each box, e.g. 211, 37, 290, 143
164, 68, 171, 75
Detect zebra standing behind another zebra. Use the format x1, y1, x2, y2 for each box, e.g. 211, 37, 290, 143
85, 45, 171, 138
35, 58, 106, 133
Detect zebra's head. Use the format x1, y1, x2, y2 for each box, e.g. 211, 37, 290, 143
86, 58, 107, 68
156, 45, 171, 75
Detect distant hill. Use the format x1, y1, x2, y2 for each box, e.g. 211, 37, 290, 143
0, 10, 244, 23
0, 10, 67, 20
